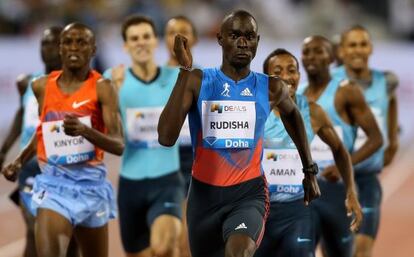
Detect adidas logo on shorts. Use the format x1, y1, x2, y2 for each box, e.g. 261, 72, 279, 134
240, 88, 253, 96
235, 222, 248, 230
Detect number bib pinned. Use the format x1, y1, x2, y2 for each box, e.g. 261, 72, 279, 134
126, 107, 163, 148
201, 100, 256, 149
42, 116, 95, 165
310, 126, 343, 169
263, 149, 303, 194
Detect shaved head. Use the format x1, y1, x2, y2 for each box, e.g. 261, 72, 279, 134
303, 35, 333, 58
220, 10, 257, 33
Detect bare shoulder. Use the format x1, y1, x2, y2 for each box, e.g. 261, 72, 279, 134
31, 75, 48, 97
16, 73, 32, 95
96, 77, 117, 101
383, 70, 398, 94
337, 79, 364, 99
268, 75, 289, 94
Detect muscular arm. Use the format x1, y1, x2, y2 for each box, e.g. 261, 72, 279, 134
76, 79, 124, 155
271, 77, 313, 167
343, 83, 383, 164
310, 103, 355, 190
158, 69, 201, 146
384, 71, 399, 166
0, 74, 31, 167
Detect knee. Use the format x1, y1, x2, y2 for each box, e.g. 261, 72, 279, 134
354, 235, 374, 257
225, 234, 256, 257
151, 216, 182, 257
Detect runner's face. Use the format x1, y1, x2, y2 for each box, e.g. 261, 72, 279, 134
219, 16, 259, 68
302, 38, 332, 76
268, 54, 300, 97
165, 19, 196, 56
41, 30, 61, 67
60, 28, 95, 70
340, 29, 372, 71
124, 23, 158, 64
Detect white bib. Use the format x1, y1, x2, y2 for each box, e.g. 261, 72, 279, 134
201, 100, 256, 148
263, 149, 303, 187
353, 107, 387, 150
310, 126, 343, 168
126, 107, 163, 148
42, 116, 95, 165
24, 95, 40, 129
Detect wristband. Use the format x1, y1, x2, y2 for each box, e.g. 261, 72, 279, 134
302, 162, 319, 175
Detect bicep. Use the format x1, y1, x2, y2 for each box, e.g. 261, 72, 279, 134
98, 82, 123, 136
347, 88, 379, 135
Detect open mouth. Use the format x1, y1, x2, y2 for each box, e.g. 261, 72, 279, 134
68, 54, 80, 61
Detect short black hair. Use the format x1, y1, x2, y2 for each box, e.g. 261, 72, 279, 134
61, 23, 95, 43
340, 24, 370, 45
167, 15, 197, 39
263, 48, 299, 74
121, 15, 157, 41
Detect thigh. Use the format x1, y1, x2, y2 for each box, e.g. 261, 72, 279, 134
35, 208, 73, 257
74, 224, 108, 257
356, 175, 382, 239
118, 177, 149, 254
187, 183, 223, 257
316, 181, 353, 257
278, 203, 314, 257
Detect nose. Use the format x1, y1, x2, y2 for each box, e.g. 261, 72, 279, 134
236, 36, 248, 49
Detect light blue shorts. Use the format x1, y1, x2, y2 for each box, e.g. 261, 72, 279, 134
31, 173, 117, 228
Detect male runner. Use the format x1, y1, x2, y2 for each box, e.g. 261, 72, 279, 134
255, 48, 362, 257
333, 25, 399, 257
298, 35, 383, 257
2, 23, 124, 257
164, 15, 198, 257
158, 10, 320, 257
104, 15, 183, 257
0, 26, 81, 257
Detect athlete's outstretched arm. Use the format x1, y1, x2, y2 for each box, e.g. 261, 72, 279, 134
270, 77, 320, 204
310, 102, 362, 232
344, 82, 383, 164
384, 71, 399, 166
63, 79, 124, 156
1, 76, 45, 182
158, 35, 202, 146
0, 74, 31, 169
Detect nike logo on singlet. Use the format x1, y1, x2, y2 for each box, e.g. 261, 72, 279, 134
72, 100, 91, 109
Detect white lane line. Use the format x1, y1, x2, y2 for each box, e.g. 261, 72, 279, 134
0, 238, 24, 257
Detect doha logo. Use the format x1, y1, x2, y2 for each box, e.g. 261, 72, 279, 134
210, 103, 223, 113
50, 124, 61, 133
266, 152, 278, 161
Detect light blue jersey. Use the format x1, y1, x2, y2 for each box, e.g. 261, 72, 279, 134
263, 94, 315, 202
332, 66, 388, 174
20, 72, 43, 149
298, 78, 357, 171
104, 66, 180, 180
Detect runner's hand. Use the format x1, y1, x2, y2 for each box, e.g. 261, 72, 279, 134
345, 190, 363, 232
1, 160, 21, 182
111, 64, 125, 89
321, 165, 341, 182
174, 34, 193, 68
302, 173, 321, 205
63, 115, 86, 137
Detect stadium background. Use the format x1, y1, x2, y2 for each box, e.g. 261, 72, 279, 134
0, 0, 413, 256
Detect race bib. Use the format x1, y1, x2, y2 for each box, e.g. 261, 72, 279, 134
42, 116, 95, 165
201, 100, 256, 148
262, 149, 303, 194
24, 95, 40, 129
310, 126, 343, 168
126, 107, 163, 148
353, 107, 387, 150
179, 117, 192, 146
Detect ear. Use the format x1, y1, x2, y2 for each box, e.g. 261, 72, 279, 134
217, 32, 223, 46
257, 34, 260, 43
92, 44, 97, 57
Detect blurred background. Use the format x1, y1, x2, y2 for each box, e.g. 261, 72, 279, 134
0, 1, 413, 256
